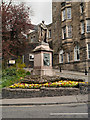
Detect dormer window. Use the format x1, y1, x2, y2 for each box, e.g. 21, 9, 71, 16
80, 3, 84, 14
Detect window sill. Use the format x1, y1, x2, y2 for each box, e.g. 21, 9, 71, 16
81, 33, 85, 35
67, 37, 72, 39
62, 38, 67, 40
74, 59, 80, 62
62, 19, 72, 22
62, 19, 66, 22
62, 38, 72, 40
48, 37, 51, 39
59, 62, 63, 64
86, 31, 90, 33
66, 18, 72, 20
80, 13, 84, 16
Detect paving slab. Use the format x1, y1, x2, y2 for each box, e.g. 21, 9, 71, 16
76, 94, 88, 102
0, 94, 88, 106
55, 69, 88, 82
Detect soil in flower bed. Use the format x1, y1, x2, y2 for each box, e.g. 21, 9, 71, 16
20, 75, 84, 84
8, 75, 88, 89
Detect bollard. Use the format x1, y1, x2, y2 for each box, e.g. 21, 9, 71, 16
60, 67, 61, 72
85, 69, 87, 75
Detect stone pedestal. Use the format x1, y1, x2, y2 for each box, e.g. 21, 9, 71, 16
33, 41, 55, 76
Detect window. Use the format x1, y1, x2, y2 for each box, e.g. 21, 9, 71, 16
80, 3, 84, 14
87, 43, 90, 59
48, 29, 51, 38
31, 37, 33, 43
74, 45, 80, 61
67, 53, 70, 62
62, 26, 66, 39
62, 7, 71, 21
62, 9, 66, 21
67, 8, 71, 19
61, 2, 66, 7
81, 21, 84, 34
86, 20, 90, 33
67, 26, 72, 38
29, 54, 34, 61
59, 50, 63, 63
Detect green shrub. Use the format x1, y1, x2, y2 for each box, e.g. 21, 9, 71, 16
16, 56, 26, 69
17, 69, 26, 74
2, 67, 17, 77
2, 66, 26, 88
26, 71, 31, 75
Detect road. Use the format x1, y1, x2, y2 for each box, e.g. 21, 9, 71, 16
2, 103, 88, 118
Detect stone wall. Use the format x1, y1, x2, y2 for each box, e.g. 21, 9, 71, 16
58, 60, 89, 72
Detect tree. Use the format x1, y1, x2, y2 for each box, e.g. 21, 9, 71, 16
1, 0, 32, 61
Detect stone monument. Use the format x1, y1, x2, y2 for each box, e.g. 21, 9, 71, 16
38, 20, 48, 43
33, 21, 55, 76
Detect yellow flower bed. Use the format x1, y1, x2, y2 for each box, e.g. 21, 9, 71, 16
9, 80, 88, 89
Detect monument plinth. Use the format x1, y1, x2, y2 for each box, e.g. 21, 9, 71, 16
33, 41, 55, 76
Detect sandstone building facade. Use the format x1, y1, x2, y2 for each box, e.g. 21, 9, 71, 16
52, 1, 90, 72
25, 1, 90, 72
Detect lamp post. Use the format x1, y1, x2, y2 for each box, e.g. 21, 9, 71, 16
85, 46, 87, 75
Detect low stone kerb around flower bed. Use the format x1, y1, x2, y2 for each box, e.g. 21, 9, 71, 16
2, 87, 79, 99
2, 75, 88, 99
2, 83, 88, 99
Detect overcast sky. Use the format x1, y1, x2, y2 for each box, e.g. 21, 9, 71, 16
29, 2, 52, 25
4, 0, 52, 25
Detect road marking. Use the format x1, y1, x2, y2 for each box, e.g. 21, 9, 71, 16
50, 113, 88, 116
0, 105, 35, 107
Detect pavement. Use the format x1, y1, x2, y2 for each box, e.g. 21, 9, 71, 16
0, 94, 88, 106
24, 68, 89, 82
55, 69, 89, 82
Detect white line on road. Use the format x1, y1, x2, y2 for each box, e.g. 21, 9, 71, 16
50, 113, 88, 116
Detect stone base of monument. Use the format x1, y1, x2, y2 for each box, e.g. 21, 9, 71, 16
32, 41, 55, 76
33, 69, 55, 76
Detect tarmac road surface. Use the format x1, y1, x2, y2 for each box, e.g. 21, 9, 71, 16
2, 103, 88, 118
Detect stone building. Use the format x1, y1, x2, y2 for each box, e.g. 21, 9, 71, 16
24, 25, 39, 68
25, 1, 90, 72
52, 1, 90, 72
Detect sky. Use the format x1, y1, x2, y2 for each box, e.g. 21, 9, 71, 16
4, 0, 52, 25
29, 2, 52, 25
